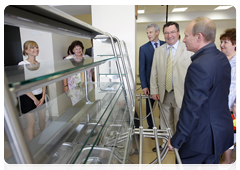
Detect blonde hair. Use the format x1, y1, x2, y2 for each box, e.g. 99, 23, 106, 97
22, 41, 39, 56
191, 17, 216, 43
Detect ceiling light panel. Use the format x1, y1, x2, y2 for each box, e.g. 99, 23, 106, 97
138, 10, 145, 14
214, 6, 232, 10
172, 7, 188, 12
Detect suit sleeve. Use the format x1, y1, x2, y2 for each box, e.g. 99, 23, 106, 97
150, 50, 159, 95
171, 62, 212, 149
139, 47, 147, 89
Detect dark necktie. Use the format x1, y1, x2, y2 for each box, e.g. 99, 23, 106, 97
154, 42, 158, 49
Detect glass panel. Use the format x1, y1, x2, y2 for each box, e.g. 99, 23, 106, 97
77, 90, 134, 164
5, 56, 115, 89
5, 82, 122, 164
71, 87, 123, 164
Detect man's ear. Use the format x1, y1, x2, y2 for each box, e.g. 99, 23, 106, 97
197, 33, 204, 42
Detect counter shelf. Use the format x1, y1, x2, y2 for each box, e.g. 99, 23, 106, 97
5, 81, 124, 163
5, 56, 116, 97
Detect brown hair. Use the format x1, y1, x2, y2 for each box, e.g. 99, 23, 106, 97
191, 17, 216, 43
69, 40, 84, 55
220, 28, 236, 50
22, 41, 39, 56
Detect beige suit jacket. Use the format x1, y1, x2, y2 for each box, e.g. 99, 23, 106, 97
150, 41, 193, 108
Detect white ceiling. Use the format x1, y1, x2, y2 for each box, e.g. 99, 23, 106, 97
52, 5, 235, 16
52, 5, 91, 16
138, 5, 234, 14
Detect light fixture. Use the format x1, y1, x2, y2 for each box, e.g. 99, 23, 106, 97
172, 7, 188, 12
138, 10, 145, 14
214, 6, 232, 10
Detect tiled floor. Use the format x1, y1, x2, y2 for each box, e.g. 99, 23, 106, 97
130, 84, 236, 164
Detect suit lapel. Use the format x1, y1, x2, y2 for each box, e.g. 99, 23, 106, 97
162, 45, 168, 69
173, 42, 184, 67
147, 41, 154, 52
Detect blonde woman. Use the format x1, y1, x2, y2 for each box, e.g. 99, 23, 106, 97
18, 40, 46, 141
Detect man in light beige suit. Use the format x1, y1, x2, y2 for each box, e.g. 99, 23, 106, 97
150, 22, 193, 151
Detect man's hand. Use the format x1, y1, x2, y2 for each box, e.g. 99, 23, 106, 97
152, 94, 160, 101
142, 87, 150, 96
167, 138, 174, 151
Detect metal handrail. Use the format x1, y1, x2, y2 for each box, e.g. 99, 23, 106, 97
4, 74, 34, 164
157, 100, 182, 164
113, 36, 134, 110
135, 94, 182, 164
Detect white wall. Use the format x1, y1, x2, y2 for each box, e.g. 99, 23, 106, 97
92, 5, 136, 80
19, 27, 54, 62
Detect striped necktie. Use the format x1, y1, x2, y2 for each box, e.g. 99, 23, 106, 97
165, 47, 173, 92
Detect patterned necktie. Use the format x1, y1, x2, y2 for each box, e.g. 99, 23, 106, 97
165, 47, 173, 92
154, 42, 158, 49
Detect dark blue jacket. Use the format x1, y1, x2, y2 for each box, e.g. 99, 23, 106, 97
171, 43, 234, 156
139, 40, 165, 89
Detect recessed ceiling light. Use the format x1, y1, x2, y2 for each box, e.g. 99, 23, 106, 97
214, 6, 232, 10
172, 7, 188, 12
138, 10, 145, 14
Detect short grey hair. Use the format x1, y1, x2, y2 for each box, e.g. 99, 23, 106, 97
191, 17, 216, 43
146, 23, 160, 32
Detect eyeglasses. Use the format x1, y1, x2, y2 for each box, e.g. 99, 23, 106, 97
164, 31, 178, 35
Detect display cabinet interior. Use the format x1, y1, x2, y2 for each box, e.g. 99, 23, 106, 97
4, 5, 135, 164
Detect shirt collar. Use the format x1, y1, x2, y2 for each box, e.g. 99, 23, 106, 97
151, 40, 159, 46
229, 55, 236, 63
166, 40, 179, 50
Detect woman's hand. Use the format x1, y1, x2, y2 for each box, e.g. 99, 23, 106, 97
233, 97, 238, 118
37, 97, 45, 107
233, 103, 236, 118
33, 99, 40, 106
64, 85, 69, 92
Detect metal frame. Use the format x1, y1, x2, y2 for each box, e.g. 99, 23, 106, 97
135, 94, 182, 164
4, 5, 135, 164
4, 74, 34, 164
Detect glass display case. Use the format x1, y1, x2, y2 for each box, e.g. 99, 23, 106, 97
4, 5, 135, 164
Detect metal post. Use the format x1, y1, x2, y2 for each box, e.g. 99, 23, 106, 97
104, 32, 132, 121
4, 74, 34, 163
147, 95, 161, 164
113, 36, 134, 109
158, 101, 182, 164
122, 41, 135, 101
84, 71, 93, 104
138, 93, 143, 164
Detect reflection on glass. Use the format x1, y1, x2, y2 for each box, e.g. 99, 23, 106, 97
18, 40, 47, 141
63, 40, 94, 106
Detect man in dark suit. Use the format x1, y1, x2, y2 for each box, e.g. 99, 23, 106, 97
168, 17, 234, 164
85, 39, 93, 57
139, 23, 165, 129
